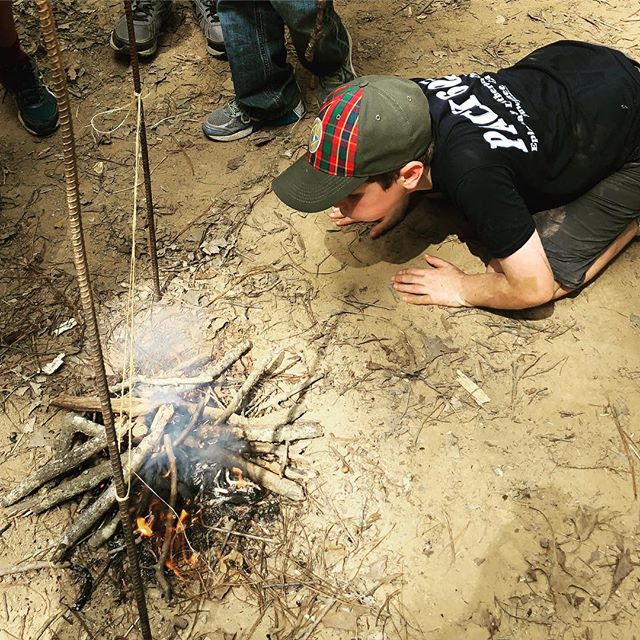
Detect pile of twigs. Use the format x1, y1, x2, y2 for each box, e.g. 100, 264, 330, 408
0, 340, 324, 567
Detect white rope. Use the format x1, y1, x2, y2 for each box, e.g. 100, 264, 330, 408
116, 90, 143, 503
88, 90, 150, 136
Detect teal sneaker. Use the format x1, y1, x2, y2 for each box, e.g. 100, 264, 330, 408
1, 58, 59, 137
202, 97, 306, 142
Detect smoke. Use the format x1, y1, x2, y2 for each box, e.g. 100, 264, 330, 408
105, 301, 212, 404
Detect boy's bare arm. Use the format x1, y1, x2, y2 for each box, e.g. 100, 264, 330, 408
393, 231, 557, 310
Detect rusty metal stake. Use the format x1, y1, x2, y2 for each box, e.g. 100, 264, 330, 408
122, 0, 162, 301
34, 2, 153, 638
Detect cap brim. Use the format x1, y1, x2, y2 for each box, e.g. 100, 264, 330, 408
272, 156, 367, 213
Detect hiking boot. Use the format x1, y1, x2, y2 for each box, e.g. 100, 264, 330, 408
0, 58, 59, 137
192, 0, 225, 57
202, 97, 306, 142
110, 0, 170, 59
317, 27, 355, 105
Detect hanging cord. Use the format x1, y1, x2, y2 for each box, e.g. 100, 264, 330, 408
123, 0, 162, 301
116, 90, 144, 504
88, 89, 151, 137
33, 1, 153, 638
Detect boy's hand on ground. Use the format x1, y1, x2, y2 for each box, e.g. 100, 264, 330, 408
392, 254, 468, 307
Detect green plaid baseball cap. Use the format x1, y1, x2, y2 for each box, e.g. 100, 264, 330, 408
272, 75, 431, 213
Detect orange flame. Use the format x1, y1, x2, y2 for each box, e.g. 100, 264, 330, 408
136, 517, 153, 538
186, 552, 199, 568
165, 558, 182, 578
176, 509, 189, 533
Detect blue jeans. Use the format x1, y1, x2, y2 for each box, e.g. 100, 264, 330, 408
217, 0, 349, 120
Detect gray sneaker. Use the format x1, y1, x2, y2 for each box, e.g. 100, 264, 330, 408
192, 0, 225, 57
110, 0, 170, 59
318, 27, 355, 105
202, 98, 306, 142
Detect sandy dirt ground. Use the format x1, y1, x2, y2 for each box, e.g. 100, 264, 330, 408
1, 1, 640, 639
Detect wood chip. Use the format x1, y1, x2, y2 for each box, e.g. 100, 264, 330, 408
456, 370, 490, 406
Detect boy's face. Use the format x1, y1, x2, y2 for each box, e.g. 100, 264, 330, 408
332, 179, 407, 221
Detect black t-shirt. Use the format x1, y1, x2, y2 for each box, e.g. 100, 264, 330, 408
415, 40, 640, 258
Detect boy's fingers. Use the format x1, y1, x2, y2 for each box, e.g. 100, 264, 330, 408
393, 274, 424, 285
370, 215, 398, 238
393, 283, 428, 295
423, 254, 449, 268
402, 293, 433, 306
394, 268, 428, 279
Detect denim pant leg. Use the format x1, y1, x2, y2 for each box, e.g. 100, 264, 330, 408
218, 1, 300, 120
270, 0, 349, 76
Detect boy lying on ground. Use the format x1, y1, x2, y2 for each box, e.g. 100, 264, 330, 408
272, 40, 640, 310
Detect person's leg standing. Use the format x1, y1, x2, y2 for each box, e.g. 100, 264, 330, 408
203, 0, 305, 141
0, 1, 58, 136
272, 0, 346, 72
272, 0, 353, 102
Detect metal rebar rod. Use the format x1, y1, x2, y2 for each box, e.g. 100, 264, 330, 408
123, 0, 162, 300
34, 2, 153, 638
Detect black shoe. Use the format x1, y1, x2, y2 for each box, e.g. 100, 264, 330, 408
110, 0, 171, 58
1, 58, 59, 137
318, 27, 356, 105
192, 0, 225, 57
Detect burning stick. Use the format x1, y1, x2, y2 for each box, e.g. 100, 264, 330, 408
156, 434, 178, 599
54, 404, 174, 560
219, 447, 304, 502
48, 395, 324, 443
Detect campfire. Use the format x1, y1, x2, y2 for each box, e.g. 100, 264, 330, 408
0, 337, 323, 600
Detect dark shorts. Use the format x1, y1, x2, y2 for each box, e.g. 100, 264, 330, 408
535, 154, 640, 289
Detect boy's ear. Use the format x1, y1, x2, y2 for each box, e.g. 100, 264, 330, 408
398, 161, 424, 190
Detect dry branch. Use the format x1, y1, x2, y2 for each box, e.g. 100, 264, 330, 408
30, 437, 153, 515
109, 339, 251, 394
215, 348, 280, 424
52, 393, 159, 416
87, 513, 120, 549
220, 449, 305, 502
54, 404, 174, 560
56, 414, 106, 452
0, 560, 70, 577
201, 406, 323, 442
256, 373, 324, 413
49, 395, 323, 443
0, 419, 126, 509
